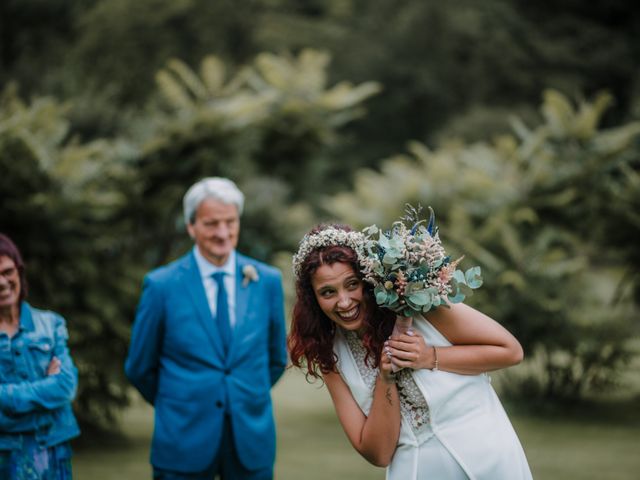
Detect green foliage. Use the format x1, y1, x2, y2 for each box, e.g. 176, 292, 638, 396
1, 49, 380, 430
68, 0, 261, 104
3, 0, 640, 421
7, 0, 640, 167
130, 49, 379, 266
255, 0, 640, 162
328, 90, 640, 401
0, 85, 140, 428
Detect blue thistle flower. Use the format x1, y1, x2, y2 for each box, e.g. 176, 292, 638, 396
426, 206, 436, 236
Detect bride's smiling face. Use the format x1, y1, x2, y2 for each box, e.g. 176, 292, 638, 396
311, 262, 366, 333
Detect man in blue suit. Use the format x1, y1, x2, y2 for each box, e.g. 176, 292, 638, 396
126, 177, 287, 479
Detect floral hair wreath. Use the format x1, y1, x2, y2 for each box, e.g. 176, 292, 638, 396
292, 227, 368, 279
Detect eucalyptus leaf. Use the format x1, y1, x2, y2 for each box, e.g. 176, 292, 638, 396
375, 289, 389, 304
408, 289, 432, 306
387, 289, 399, 304
374, 283, 386, 296
434, 296, 448, 308
448, 290, 466, 303
448, 280, 465, 303
465, 266, 483, 289
405, 281, 424, 294
389, 236, 405, 251
452, 269, 466, 284
388, 299, 401, 310
417, 262, 431, 276
432, 257, 444, 269
421, 301, 435, 312
382, 253, 399, 265
426, 286, 439, 295
404, 296, 420, 312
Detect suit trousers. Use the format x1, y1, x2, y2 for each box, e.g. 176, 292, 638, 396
152, 416, 273, 480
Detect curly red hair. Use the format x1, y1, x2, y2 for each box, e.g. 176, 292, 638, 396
288, 224, 395, 381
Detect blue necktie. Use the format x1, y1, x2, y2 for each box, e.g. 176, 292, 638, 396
212, 272, 231, 354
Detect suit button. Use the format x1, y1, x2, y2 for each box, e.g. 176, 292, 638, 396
224, 369, 231, 375
20, 372, 28, 379
215, 400, 224, 408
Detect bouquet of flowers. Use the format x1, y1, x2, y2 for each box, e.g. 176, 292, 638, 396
361, 205, 482, 339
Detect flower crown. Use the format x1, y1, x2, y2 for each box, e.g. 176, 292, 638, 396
292, 227, 367, 279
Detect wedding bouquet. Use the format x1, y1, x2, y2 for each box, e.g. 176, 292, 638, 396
361, 205, 482, 338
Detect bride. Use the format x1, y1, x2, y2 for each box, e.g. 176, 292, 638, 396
288, 224, 533, 480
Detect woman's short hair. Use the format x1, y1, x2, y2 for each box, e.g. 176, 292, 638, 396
0, 233, 28, 302
183, 177, 245, 225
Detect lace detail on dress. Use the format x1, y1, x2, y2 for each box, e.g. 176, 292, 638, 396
395, 368, 431, 436
343, 330, 378, 391
343, 330, 431, 437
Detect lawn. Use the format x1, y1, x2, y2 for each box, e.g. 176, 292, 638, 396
72, 368, 640, 479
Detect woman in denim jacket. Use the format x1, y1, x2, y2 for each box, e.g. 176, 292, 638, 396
0, 234, 80, 479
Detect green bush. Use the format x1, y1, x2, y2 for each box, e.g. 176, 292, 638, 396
1, 50, 380, 429
328, 90, 640, 401
0, 85, 139, 427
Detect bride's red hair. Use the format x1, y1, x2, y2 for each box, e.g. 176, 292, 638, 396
288, 225, 395, 381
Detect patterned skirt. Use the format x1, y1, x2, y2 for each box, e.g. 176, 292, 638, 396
0, 437, 72, 480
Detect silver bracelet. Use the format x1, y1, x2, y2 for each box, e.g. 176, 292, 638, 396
432, 346, 439, 371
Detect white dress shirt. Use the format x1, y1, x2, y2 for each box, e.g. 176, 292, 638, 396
193, 246, 237, 329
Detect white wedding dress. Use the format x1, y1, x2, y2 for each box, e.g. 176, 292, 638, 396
333, 317, 533, 480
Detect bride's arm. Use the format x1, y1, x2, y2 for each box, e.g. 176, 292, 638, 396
387, 303, 524, 375
323, 355, 401, 467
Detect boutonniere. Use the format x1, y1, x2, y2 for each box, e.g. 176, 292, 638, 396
242, 264, 259, 287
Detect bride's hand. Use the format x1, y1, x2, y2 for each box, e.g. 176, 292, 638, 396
386, 330, 435, 371
379, 345, 397, 384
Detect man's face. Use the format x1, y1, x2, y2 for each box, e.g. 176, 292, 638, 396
187, 199, 240, 266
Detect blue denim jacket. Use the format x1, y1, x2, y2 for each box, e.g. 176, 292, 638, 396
0, 302, 80, 450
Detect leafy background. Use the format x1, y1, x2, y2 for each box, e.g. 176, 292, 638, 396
1, 0, 639, 477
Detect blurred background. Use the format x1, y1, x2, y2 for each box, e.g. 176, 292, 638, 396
1, 0, 639, 478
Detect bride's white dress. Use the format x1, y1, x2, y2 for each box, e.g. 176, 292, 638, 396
333, 316, 533, 480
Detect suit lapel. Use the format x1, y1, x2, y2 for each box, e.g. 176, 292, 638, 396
179, 253, 225, 359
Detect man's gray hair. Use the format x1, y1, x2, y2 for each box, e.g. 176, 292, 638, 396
183, 177, 245, 225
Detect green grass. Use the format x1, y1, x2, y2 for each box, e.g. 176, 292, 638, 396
72, 369, 640, 479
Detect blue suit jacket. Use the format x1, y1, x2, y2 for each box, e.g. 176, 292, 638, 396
125, 251, 287, 472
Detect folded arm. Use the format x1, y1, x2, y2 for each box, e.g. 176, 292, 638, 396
0, 410, 39, 432
388, 303, 524, 374
0, 318, 78, 415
